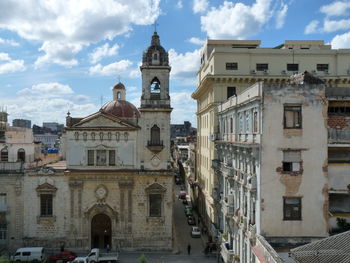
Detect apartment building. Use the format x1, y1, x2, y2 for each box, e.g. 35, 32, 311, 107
213, 73, 350, 262
192, 40, 350, 241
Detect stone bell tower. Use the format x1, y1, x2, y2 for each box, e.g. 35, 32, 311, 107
139, 31, 172, 170
140, 31, 171, 108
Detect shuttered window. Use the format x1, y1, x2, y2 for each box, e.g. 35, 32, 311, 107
283, 151, 301, 173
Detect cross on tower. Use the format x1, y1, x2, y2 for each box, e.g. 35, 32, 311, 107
153, 21, 159, 33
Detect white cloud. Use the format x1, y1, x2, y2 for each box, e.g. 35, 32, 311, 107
35, 41, 82, 68
89, 43, 119, 64
320, 1, 350, 17
304, 20, 319, 34
193, 0, 209, 14
0, 38, 19, 46
170, 91, 196, 125
0, 52, 25, 74
1, 82, 99, 125
0, 0, 160, 67
200, 0, 274, 39
168, 49, 200, 81
176, 1, 183, 9
17, 83, 74, 98
323, 18, 350, 32
89, 60, 133, 76
331, 31, 350, 48
187, 37, 205, 45
275, 4, 288, 29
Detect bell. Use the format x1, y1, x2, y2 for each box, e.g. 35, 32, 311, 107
154, 82, 160, 90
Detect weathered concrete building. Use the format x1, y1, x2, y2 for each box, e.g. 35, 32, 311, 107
213, 73, 350, 262
0, 32, 174, 252
192, 39, 350, 245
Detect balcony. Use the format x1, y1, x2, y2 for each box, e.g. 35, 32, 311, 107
222, 201, 234, 217
220, 242, 235, 263
247, 223, 256, 240
222, 165, 235, 177
212, 159, 221, 170
328, 128, 350, 143
147, 140, 164, 153
0, 162, 23, 174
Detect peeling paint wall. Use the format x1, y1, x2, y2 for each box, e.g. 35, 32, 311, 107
260, 83, 328, 237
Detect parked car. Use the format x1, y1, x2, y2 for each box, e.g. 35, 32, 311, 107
185, 207, 193, 217
12, 247, 46, 262
49, 251, 77, 263
184, 205, 193, 211
175, 176, 182, 185
191, 226, 201, 238
179, 190, 187, 199
71, 257, 88, 263
86, 248, 119, 263
187, 215, 196, 225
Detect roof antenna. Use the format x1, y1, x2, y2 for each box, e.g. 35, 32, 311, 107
153, 20, 159, 33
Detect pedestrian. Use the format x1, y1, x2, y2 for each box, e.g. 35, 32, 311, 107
106, 244, 110, 253
198, 216, 201, 225
187, 244, 191, 255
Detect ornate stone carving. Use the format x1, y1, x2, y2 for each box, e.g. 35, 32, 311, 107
95, 184, 108, 202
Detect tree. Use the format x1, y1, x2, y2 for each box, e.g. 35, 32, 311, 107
138, 254, 151, 263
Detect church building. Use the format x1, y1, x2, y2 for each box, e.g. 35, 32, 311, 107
0, 32, 173, 251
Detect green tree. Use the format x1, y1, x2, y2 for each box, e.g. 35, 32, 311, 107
138, 254, 151, 263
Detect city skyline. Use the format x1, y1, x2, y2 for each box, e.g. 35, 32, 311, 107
0, 0, 349, 126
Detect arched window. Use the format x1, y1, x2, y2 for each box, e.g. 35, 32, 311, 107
153, 53, 158, 60
17, 148, 25, 162
150, 125, 160, 145
0, 148, 8, 162
150, 77, 161, 94
117, 92, 121, 99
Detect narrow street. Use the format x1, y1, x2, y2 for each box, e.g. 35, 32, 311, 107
117, 184, 217, 263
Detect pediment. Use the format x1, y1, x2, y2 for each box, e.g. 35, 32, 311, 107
145, 183, 167, 193
36, 182, 57, 192
72, 112, 136, 129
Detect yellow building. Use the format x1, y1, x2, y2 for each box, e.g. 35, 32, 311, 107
192, 39, 350, 237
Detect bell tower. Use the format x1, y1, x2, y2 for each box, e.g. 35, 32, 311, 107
139, 31, 172, 171
140, 31, 171, 108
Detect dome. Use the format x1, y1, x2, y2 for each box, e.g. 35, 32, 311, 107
100, 100, 140, 119
142, 32, 169, 66
113, 82, 125, 90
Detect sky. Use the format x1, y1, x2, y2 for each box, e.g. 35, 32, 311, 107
0, 0, 350, 127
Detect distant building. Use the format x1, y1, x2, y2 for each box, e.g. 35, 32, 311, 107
171, 121, 196, 140
34, 133, 59, 148
43, 122, 64, 133
12, 119, 31, 129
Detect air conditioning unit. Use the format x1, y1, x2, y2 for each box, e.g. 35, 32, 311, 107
281, 70, 287, 74
311, 69, 317, 74
324, 69, 330, 74
263, 69, 269, 74
251, 69, 256, 74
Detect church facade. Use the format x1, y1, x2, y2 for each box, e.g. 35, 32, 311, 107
0, 32, 174, 252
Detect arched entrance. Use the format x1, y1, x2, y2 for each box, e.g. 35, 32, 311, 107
91, 214, 112, 249
17, 148, 25, 162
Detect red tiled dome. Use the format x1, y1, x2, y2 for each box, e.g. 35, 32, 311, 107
100, 100, 140, 118
113, 82, 125, 90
